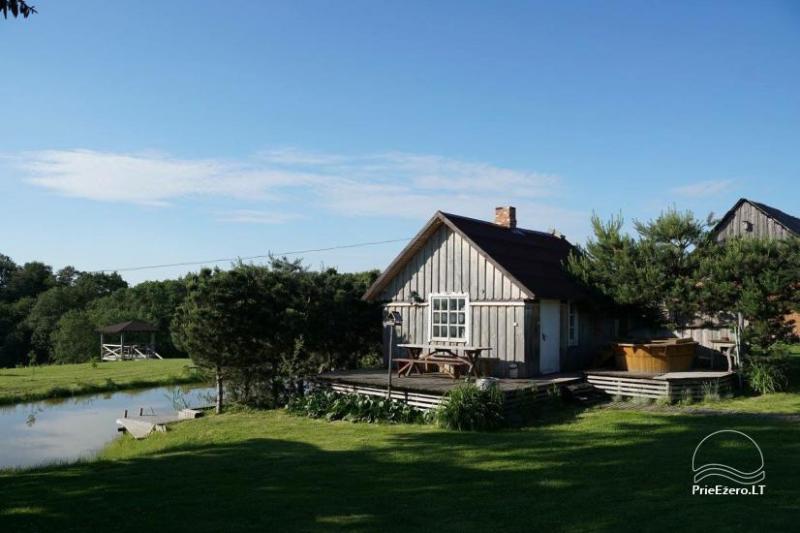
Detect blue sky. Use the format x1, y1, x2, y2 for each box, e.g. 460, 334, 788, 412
1, 1, 798, 284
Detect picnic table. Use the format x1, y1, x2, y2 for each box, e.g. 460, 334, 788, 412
395, 344, 492, 378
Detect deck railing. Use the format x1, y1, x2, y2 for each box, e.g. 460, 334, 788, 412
101, 343, 162, 361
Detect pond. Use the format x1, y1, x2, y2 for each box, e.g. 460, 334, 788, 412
0, 385, 214, 471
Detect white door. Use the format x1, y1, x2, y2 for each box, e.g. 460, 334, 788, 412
539, 299, 561, 374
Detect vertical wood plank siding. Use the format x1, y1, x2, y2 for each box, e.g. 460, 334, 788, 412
715, 201, 792, 241
380, 226, 528, 370
381, 227, 524, 302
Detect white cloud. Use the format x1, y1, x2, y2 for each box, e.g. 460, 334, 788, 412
216, 209, 304, 224
671, 179, 735, 198
15, 148, 581, 232
19, 149, 319, 206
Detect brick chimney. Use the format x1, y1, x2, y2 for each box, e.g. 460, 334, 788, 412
494, 206, 516, 229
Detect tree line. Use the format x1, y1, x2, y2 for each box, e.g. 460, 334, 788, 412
0, 254, 383, 376
567, 208, 800, 352
172, 259, 382, 412
0, 255, 190, 366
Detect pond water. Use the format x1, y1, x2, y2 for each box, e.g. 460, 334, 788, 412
0, 385, 214, 471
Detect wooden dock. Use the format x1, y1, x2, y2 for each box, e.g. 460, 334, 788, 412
116, 408, 204, 439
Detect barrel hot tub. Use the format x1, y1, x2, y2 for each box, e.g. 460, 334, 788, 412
613, 338, 697, 373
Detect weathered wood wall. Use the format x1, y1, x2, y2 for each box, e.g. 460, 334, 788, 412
715, 201, 793, 241
380, 225, 531, 376
381, 302, 528, 370
559, 304, 618, 371
380, 225, 527, 302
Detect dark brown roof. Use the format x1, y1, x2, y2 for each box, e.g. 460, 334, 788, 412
749, 200, 800, 235
97, 320, 159, 334
443, 213, 587, 300
713, 198, 800, 237
363, 211, 588, 301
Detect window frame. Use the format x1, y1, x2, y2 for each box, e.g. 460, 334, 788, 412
568, 301, 579, 346
428, 293, 470, 343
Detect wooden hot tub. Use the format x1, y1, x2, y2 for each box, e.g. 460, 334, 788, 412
613, 338, 697, 373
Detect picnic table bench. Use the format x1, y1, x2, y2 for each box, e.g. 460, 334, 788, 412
395, 344, 492, 378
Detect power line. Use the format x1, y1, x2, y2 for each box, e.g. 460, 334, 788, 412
90, 237, 411, 274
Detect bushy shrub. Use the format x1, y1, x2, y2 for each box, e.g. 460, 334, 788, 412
744, 356, 789, 395
512, 387, 538, 424
433, 383, 504, 431
701, 380, 720, 402
679, 387, 694, 405
631, 395, 653, 406
287, 388, 424, 424
357, 352, 383, 369
655, 396, 672, 407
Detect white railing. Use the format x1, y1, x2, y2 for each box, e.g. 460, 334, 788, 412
101, 343, 163, 361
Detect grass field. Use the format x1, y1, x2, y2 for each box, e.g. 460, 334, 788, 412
1, 407, 797, 532
0, 359, 205, 405
691, 346, 800, 414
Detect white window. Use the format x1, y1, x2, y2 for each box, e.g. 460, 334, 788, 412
568, 302, 579, 346
429, 294, 468, 342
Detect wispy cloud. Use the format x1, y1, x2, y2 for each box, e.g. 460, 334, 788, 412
671, 179, 735, 198
216, 209, 304, 225
14, 148, 582, 234
19, 149, 318, 207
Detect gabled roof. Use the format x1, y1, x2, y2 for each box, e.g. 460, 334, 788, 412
363, 211, 588, 301
712, 198, 800, 237
97, 320, 159, 334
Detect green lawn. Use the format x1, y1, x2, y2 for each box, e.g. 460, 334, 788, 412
694, 345, 800, 413
0, 359, 204, 405
1, 408, 796, 532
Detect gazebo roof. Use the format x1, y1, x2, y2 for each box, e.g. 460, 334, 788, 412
97, 320, 159, 334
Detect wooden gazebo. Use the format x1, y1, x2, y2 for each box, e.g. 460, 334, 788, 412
98, 320, 162, 361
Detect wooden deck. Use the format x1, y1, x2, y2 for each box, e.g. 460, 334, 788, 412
317, 369, 581, 395
314, 369, 583, 410
315, 368, 738, 407
585, 369, 736, 400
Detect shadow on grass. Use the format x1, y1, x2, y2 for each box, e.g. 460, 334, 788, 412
1, 412, 798, 533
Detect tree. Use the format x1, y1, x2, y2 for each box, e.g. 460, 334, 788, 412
0, 254, 17, 296
5, 262, 54, 302
172, 266, 280, 413
567, 209, 710, 327
52, 310, 97, 364
26, 271, 127, 361
568, 208, 800, 354
1, 0, 36, 18
632, 208, 711, 325
89, 278, 186, 358
26, 286, 83, 359
695, 237, 800, 351
302, 267, 381, 372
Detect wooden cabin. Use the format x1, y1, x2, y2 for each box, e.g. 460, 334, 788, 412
670, 198, 800, 347
703, 198, 800, 339
711, 198, 800, 242
363, 207, 617, 377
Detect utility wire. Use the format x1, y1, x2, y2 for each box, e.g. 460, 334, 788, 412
90, 237, 411, 274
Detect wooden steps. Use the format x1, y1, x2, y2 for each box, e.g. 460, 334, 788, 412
563, 382, 609, 406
